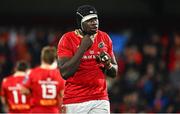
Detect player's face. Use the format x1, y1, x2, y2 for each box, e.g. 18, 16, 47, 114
82, 17, 99, 34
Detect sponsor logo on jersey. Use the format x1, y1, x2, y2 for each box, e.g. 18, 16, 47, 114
98, 42, 104, 48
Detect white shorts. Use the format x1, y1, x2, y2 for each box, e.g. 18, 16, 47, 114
62, 100, 110, 114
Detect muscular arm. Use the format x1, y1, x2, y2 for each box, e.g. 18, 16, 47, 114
58, 90, 64, 113
58, 34, 93, 80
58, 56, 81, 80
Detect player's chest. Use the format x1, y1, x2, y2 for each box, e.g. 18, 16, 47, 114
71, 37, 108, 60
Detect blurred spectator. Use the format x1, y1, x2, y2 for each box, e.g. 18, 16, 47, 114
168, 31, 180, 72
119, 90, 139, 113
0, 31, 13, 81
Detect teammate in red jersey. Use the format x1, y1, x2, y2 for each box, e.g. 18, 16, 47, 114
1, 60, 31, 113
57, 5, 118, 113
21, 46, 65, 113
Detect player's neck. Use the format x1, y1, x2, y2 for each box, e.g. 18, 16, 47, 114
13, 71, 26, 77
40, 62, 56, 69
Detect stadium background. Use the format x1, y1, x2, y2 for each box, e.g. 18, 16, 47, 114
1, 0, 180, 112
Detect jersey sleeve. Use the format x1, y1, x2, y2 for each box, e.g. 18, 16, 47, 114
57, 34, 73, 58
104, 33, 115, 58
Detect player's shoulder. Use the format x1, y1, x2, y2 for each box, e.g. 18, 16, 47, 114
58, 31, 75, 44
27, 67, 41, 76
2, 75, 13, 83
62, 31, 75, 38
97, 30, 111, 42
30, 66, 41, 73
97, 30, 109, 36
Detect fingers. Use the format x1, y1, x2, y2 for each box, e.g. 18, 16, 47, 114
101, 55, 109, 62
100, 51, 111, 61
89, 35, 95, 42
97, 51, 111, 66
81, 35, 93, 50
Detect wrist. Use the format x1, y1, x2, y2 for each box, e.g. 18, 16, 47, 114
79, 45, 88, 52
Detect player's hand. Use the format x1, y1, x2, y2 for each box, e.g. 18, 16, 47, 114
19, 86, 31, 95
96, 51, 112, 69
80, 34, 94, 50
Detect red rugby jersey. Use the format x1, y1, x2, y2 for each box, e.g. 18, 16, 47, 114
23, 67, 65, 113
57, 30, 114, 104
1, 75, 31, 113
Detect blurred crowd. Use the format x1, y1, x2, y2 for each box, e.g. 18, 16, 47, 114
0, 26, 180, 113
0, 27, 63, 80
109, 29, 180, 113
